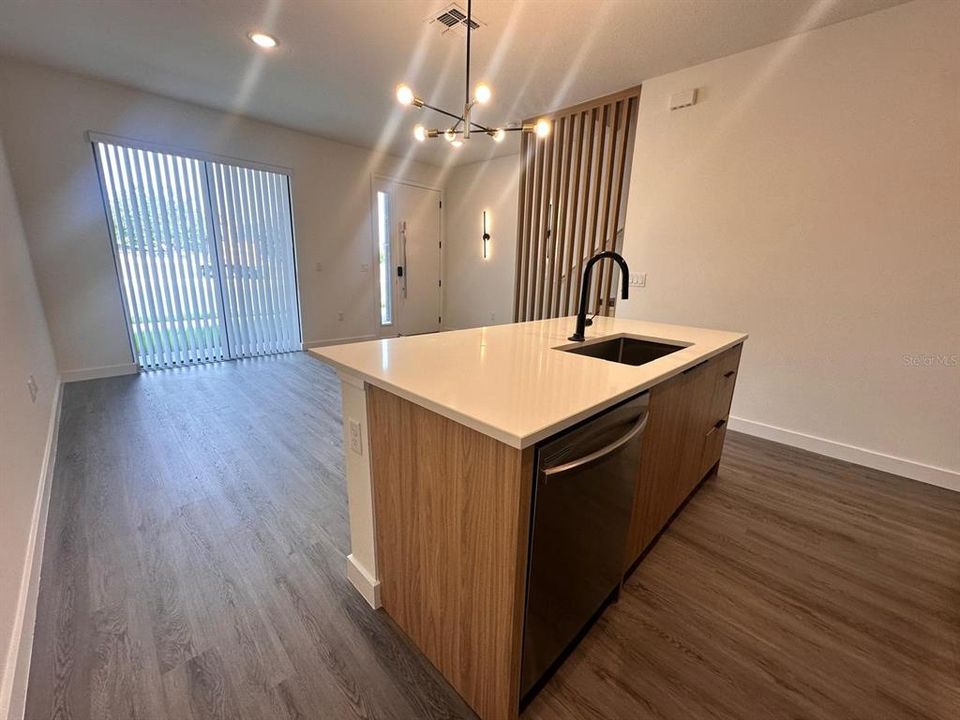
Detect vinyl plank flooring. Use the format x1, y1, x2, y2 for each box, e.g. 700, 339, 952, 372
25, 353, 474, 720
25, 351, 960, 720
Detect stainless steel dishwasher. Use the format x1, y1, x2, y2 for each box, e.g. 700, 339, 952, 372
519, 392, 649, 704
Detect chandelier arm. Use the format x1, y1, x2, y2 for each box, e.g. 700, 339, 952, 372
420, 102, 465, 124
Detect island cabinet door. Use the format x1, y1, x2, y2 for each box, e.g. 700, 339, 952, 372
366, 384, 535, 720
623, 345, 743, 569
699, 343, 742, 476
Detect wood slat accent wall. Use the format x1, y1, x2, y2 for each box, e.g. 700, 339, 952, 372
514, 87, 641, 322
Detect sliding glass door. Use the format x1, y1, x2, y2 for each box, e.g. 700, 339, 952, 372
93, 139, 301, 370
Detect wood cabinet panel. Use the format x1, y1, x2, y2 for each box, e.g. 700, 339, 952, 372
709, 343, 742, 425
367, 385, 534, 720
624, 368, 695, 565
624, 344, 743, 569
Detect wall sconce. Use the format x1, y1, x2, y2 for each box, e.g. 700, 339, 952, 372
482, 210, 491, 259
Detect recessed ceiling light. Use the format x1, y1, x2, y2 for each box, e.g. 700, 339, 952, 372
248, 32, 279, 49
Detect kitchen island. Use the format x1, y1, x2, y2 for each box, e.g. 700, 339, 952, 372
309, 316, 746, 719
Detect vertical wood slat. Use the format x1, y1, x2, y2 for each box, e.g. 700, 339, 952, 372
597, 100, 623, 315
562, 112, 586, 316
605, 97, 638, 316
574, 106, 598, 316
535, 130, 556, 320
546, 116, 566, 319
552, 113, 575, 318
586, 103, 609, 316
526, 140, 545, 319
512, 133, 530, 322
517, 134, 537, 322
513, 86, 640, 322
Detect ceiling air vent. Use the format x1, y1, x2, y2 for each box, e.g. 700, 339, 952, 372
427, 3, 483, 36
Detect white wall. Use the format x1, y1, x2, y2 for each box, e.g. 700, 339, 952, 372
617, 0, 960, 486
442, 154, 519, 329
0, 59, 444, 376
0, 133, 59, 719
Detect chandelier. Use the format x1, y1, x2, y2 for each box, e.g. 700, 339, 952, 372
395, 0, 551, 148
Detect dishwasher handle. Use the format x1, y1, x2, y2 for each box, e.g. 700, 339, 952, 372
543, 411, 648, 479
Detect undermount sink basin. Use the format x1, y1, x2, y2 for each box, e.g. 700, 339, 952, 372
559, 335, 686, 366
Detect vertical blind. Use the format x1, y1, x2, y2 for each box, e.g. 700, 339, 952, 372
94, 139, 300, 370
208, 162, 300, 359
514, 87, 640, 322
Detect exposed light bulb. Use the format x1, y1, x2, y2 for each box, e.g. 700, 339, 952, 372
248, 32, 279, 49
535, 118, 552, 138
396, 84, 415, 106
414, 125, 427, 142
474, 83, 492, 104
451, 139, 463, 148
492, 128, 506, 143
444, 128, 456, 143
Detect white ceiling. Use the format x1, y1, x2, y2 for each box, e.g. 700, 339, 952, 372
0, 0, 910, 166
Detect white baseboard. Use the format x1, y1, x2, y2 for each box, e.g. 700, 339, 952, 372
1, 377, 63, 720
302, 335, 377, 350
62, 362, 138, 383
346, 553, 381, 609
728, 416, 960, 493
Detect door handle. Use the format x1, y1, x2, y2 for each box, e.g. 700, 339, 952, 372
543, 411, 649, 479
399, 220, 408, 298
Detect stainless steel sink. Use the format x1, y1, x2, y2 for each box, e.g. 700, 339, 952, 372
559, 336, 685, 366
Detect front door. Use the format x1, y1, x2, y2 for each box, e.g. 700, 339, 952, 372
374, 179, 441, 336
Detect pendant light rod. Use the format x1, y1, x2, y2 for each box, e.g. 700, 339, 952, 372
466, 0, 472, 108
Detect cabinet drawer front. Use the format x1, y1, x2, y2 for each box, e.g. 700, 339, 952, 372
710, 345, 742, 422
700, 420, 727, 477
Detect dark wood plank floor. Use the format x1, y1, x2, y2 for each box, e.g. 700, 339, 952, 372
26, 352, 960, 719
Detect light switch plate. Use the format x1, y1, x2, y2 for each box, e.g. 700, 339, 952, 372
629, 272, 646, 288
27, 375, 38, 403
349, 419, 362, 455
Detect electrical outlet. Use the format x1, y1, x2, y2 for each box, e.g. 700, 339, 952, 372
348, 419, 362, 455
490, 312, 496, 323
315, 262, 323, 272
337, 311, 344, 321
629, 272, 646, 288
360, 263, 369, 273
27, 375, 38, 403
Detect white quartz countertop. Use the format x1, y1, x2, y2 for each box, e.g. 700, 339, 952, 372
309, 316, 747, 449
